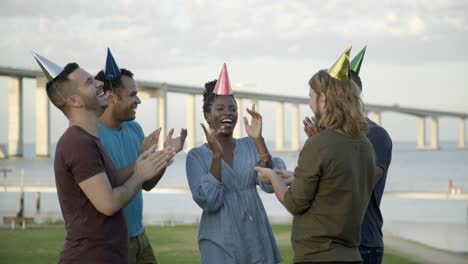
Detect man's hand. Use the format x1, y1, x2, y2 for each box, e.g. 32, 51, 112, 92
303, 116, 318, 137
164, 128, 188, 153
141, 128, 162, 154
135, 145, 176, 181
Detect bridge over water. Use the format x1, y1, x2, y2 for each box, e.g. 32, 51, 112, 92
1, 66, 468, 157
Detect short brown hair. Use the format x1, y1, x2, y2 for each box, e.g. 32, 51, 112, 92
45, 62, 80, 116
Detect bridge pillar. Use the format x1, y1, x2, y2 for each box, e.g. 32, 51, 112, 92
8, 76, 23, 157
291, 103, 300, 151
35, 77, 50, 157
417, 116, 439, 150
234, 97, 243, 139
156, 85, 167, 145
458, 118, 466, 149
250, 99, 258, 111
137, 88, 153, 100
417, 117, 426, 150
275, 102, 285, 151
186, 94, 196, 151
429, 117, 439, 150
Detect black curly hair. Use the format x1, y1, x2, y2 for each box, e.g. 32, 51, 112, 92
95, 68, 134, 98
202, 79, 237, 115
202, 80, 217, 114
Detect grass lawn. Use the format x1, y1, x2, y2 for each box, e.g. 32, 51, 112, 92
0, 224, 418, 264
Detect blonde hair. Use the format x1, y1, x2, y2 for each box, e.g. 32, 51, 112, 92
309, 70, 368, 137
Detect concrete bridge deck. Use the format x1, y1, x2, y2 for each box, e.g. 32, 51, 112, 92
2, 65, 468, 155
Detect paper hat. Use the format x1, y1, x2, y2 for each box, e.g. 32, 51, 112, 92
213, 63, 233, 95
328, 46, 351, 81
105, 48, 121, 81
32, 51, 64, 81
350, 45, 366, 75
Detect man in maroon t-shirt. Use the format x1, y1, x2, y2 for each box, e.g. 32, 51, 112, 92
34, 56, 175, 263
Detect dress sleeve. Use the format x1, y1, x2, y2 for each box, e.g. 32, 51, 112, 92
186, 149, 225, 212
284, 138, 321, 215
256, 157, 286, 193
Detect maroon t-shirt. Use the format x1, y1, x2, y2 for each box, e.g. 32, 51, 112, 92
54, 126, 128, 263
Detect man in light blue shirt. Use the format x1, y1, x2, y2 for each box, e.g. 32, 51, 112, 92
96, 49, 187, 263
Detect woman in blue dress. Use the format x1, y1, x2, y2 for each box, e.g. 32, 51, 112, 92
185, 64, 284, 264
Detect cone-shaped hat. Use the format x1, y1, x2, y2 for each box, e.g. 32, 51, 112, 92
105, 48, 121, 81
214, 63, 232, 95
32, 51, 64, 81
328, 46, 351, 81
350, 45, 366, 75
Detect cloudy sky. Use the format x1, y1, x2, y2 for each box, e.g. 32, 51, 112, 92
1, 0, 468, 145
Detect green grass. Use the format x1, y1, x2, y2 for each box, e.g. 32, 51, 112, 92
0, 224, 418, 264
383, 253, 420, 264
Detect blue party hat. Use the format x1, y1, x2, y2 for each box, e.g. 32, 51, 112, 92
105, 48, 121, 81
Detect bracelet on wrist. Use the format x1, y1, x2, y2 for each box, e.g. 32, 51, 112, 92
257, 159, 272, 168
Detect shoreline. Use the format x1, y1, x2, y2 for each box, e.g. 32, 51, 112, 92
1, 185, 467, 200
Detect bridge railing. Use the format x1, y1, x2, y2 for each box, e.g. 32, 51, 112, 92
1, 66, 468, 157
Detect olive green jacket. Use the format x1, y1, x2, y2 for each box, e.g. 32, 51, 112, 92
284, 130, 375, 263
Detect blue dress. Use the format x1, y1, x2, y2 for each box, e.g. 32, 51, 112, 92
186, 137, 284, 264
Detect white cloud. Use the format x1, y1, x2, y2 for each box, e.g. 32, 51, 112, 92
0, 0, 468, 143
0, 0, 467, 68
408, 15, 426, 35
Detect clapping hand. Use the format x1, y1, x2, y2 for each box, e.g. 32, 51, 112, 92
140, 128, 162, 154
303, 116, 318, 137
244, 104, 262, 140
164, 128, 188, 153
201, 123, 223, 157
136, 144, 176, 181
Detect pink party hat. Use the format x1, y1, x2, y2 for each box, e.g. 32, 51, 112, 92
214, 63, 233, 95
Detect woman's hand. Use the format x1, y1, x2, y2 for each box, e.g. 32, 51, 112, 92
244, 104, 262, 140
201, 123, 223, 157
255, 166, 277, 185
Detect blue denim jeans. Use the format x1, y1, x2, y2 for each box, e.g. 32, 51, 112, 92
359, 245, 384, 264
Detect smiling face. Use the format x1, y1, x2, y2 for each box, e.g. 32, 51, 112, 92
70, 68, 107, 115
110, 75, 141, 122
205, 95, 238, 136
